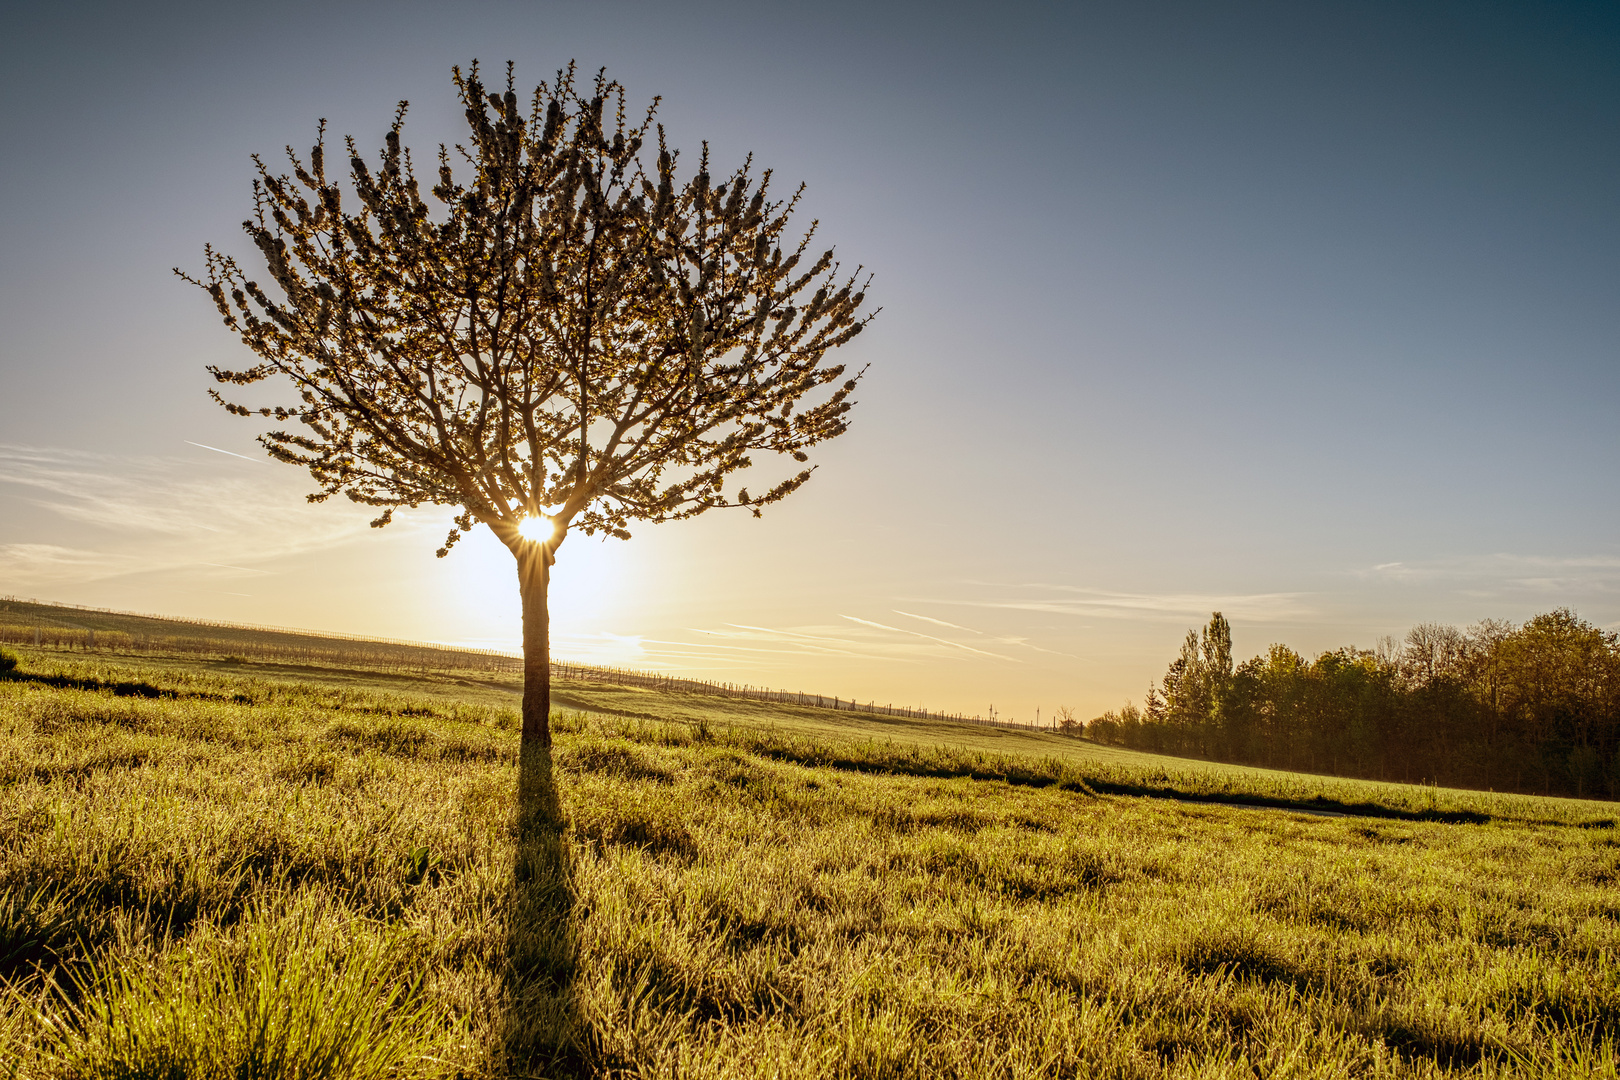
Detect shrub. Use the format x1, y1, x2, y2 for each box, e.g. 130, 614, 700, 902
0, 648, 17, 675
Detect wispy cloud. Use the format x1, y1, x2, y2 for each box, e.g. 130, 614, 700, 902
891, 609, 982, 634
0, 443, 382, 588
183, 441, 262, 463
548, 623, 929, 676
915, 583, 1312, 623
719, 624, 882, 657
840, 614, 1020, 661
890, 607, 1079, 658
653, 617, 1024, 672
996, 637, 1079, 659
1355, 553, 1620, 595
573, 605, 1080, 678
197, 562, 277, 576
0, 543, 144, 587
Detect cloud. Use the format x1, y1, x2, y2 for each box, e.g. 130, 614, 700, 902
719, 624, 885, 656
994, 636, 1080, 659
183, 441, 262, 464
891, 609, 982, 634
0, 442, 383, 589
667, 618, 1014, 670
550, 630, 650, 667
493, 622, 932, 677
1354, 553, 1620, 595
0, 543, 144, 587
917, 583, 1312, 623
888, 608, 1080, 658
840, 614, 1020, 661
706, 623, 914, 661
593, 606, 1080, 678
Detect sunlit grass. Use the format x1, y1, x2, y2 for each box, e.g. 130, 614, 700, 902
0, 647, 1615, 1077
35, 899, 438, 1080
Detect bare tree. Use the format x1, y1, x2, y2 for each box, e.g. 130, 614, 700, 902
183, 62, 874, 750
1372, 634, 1404, 671
1401, 623, 1467, 686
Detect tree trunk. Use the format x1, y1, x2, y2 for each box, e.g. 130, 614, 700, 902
508, 541, 572, 1069
518, 544, 552, 749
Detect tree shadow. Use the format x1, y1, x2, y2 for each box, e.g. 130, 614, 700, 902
501, 743, 589, 1077
0, 668, 213, 700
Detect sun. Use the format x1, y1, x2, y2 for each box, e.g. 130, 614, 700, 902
517, 515, 555, 543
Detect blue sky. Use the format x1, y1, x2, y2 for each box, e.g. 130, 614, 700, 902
2, 0, 1617, 719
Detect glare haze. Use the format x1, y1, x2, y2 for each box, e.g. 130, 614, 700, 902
2, 0, 1617, 721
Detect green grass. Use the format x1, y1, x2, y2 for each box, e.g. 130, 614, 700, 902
0, 644, 1616, 1077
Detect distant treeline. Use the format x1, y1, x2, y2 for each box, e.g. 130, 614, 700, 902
1087, 609, 1620, 800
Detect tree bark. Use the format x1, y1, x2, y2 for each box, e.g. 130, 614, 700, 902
518, 544, 552, 749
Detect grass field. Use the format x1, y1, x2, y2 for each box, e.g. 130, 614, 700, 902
1, 643, 1617, 1078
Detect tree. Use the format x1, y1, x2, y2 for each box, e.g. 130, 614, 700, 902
1201, 611, 1233, 683
1494, 609, 1620, 792
184, 63, 875, 751
1400, 622, 1467, 686
1155, 612, 1233, 754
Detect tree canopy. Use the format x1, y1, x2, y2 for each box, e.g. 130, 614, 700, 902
184, 62, 875, 745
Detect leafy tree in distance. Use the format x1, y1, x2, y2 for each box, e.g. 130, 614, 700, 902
1090, 608, 1620, 798
1157, 611, 1233, 752
183, 63, 875, 751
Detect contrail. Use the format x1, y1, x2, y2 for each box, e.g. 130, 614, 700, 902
184, 440, 259, 463
892, 609, 982, 634
840, 615, 1020, 662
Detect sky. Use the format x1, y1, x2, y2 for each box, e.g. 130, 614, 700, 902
2, 0, 1618, 722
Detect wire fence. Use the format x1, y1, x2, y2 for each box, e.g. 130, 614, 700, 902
0, 596, 1053, 732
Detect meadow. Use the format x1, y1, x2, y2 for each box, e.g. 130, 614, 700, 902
0, 643, 1617, 1078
